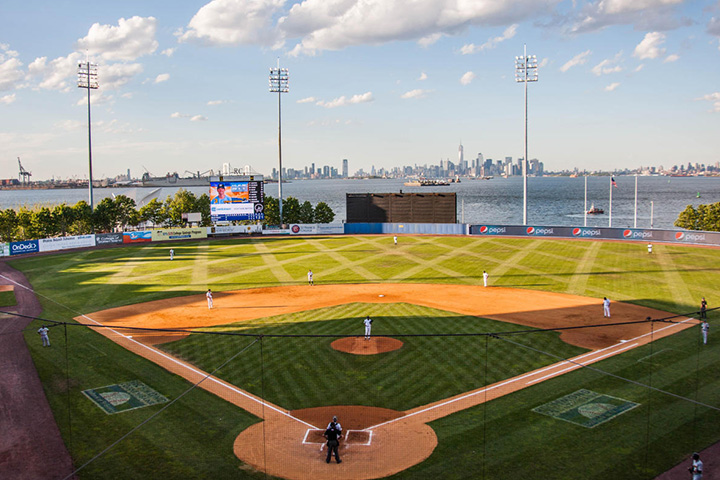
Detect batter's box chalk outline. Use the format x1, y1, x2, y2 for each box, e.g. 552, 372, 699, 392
532, 388, 640, 429
303, 429, 373, 446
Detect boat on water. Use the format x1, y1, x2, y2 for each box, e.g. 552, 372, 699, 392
403, 179, 450, 187
587, 204, 604, 215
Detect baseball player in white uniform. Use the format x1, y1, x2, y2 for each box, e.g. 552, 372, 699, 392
603, 297, 611, 317
702, 320, 709, 345
393, 236, 397, 246
690, 453, 703, 480
364, 316, 373, 340
38, 325, 50, 347
170, 248, 174, 260
308, 269, 314, 286
206, 289, 213, 309
483, 271, 489, 287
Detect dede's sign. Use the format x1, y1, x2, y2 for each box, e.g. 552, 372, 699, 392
10, 240, 39, 255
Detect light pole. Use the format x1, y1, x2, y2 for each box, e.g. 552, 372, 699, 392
78, 60, 98, 210
515, 44, 538, 226
269, 59, 289, 225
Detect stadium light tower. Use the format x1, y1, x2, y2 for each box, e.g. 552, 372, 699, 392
78, 59, 99, 210
515, 44, 538, 226
269, 59, 289, 225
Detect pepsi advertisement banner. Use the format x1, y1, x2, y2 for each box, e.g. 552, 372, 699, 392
470, 224, 720, 245
10, 240, 39, 255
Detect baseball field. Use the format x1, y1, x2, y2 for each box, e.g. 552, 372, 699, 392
7, 235, 720, 479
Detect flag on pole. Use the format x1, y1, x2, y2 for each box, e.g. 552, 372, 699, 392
611, 177, 618, 188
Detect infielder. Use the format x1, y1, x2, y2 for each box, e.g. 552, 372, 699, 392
702, 320, 709, 345
38, 325, 50, 347
690, 452, 703, 480
206, 289, 213, 309
364, 315, 373, 340
603, 297, 611, 317
170, 248, 174, 260
308, 269, 314, 286
647, 243, 652, 254
393, 236, 397, 246
483, 270, 489, 287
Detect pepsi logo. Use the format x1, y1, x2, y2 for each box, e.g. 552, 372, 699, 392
623, 230, 632, 238
526, 227, 535, 235
479, 226, 488, 234
572, 228, 581, 236
675, 232, 684, 240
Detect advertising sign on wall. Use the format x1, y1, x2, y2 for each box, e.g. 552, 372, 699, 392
151, 228, 207, 241
39, 235, 96, 252
123, 231, 152, 243
210, 181, 264, 222
10, 240, 39, 255
96, 233, 124, 245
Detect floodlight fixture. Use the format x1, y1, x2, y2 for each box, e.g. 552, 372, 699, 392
78, 60, 99, 210
269, 60, 289, 225
514, 44, 538, 226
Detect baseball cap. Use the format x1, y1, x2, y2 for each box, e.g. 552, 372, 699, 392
217, 183, 225, 189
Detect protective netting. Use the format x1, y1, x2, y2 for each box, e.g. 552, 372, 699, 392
8, 304, 720, 480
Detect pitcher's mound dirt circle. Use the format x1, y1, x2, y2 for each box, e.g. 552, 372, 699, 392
331, 337, 403, 355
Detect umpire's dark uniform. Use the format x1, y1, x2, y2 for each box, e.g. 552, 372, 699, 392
324, 423, 342, 463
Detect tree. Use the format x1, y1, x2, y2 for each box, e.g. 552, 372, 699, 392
298, 201, 314, 223
314, 202, 335, 223
675, 205, 699, 230
16, 208, 33, 240
196, 194, 212, 226
139, 198, 168, 228
93, 197, 119, 233
165, 189, 198, 226
52, 204, 76, 237
263, 196, 279, 225
0, 209, 18, 242
70, 201, 93, 235
281, 197, 301, 224
114, 195, 140, 230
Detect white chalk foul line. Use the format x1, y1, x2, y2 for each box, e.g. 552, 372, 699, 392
79, 313, 319, 430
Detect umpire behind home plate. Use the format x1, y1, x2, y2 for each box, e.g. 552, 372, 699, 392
324, 416, 342, 464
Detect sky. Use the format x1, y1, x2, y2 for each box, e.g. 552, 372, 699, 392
0, 0, 719, 181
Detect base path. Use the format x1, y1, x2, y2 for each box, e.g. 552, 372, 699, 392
84, 284, 694, 480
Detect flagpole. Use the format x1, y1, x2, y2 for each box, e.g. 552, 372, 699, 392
633, 174, 638, 228
584, 175, 587, 227
609, 176, 613, 228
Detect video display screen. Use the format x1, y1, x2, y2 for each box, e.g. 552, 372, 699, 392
210, 181, 264, 221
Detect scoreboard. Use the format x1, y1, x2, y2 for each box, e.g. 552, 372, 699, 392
210, 180, 264, 222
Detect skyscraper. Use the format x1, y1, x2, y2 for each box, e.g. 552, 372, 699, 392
342, 159, 348, 178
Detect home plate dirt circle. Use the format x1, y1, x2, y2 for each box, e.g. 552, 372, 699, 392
331, 336, 404, 355
233, 405, 437, 480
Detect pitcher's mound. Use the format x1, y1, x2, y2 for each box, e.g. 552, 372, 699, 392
331, 337, 403, 355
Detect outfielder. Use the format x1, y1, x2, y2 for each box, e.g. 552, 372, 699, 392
603, 297, 611, 317
364, 315, 373, 340
170, 248, 174, 260
483, 271, 489, 287
393, 236, 397, 246
702, 320, 709, 345
206, 289, 213, 309
38, 325, 50, 347
308, 269, 314, 286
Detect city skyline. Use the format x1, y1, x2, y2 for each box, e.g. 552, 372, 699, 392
1, 1, 719, 182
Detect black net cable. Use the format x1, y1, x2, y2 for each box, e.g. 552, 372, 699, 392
61, 336, 261, 480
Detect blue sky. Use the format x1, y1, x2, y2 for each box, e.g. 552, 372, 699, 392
1, 0, 719, 181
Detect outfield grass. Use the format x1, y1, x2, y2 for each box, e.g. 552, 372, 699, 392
9, 235, 720, 479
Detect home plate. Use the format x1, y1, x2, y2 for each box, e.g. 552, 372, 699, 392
379, 294, 385, 297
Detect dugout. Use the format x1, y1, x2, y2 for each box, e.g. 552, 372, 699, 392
346, 193, 457, 223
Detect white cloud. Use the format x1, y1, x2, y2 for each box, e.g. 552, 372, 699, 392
296, 96, 317, 103
171, 112, 208, 121
604, 82, 621, 91
418, 33, 443, 47
567, 0, 686, 33
179, 0, 283, 46
560, 50, 591, 72
633, 32, 666, 59
460, 71, 476, 85
207, 100, 226, 106
0, 56, 24, 91
283, 0, 556, 56
401, 89, 430, 99
75, 90, 112, 106
77, 16, 158, 61
539, 58, 549, 68
663, 53, 679, 63
696, 92, 720, 112
101, 63, 144, 90
418, 72, 428, 81
316, 92, 373, 108
460, 24, 518, 55
154, 73, 170, 83
161, 48, 176, 57
171, 112, 188, 118
591, 54, 623, 76
27, 52, 83, 91
0, 93, 16, 104
190, 115, 208, 121
53, 119, 83, 131
635, 64, 645, 72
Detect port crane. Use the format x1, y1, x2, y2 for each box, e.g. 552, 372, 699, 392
18, 157, 31, 184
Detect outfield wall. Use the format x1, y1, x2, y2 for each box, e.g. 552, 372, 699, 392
2, 223, 720, 258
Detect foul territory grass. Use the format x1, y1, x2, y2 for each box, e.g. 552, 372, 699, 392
8, 235, 720, 479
